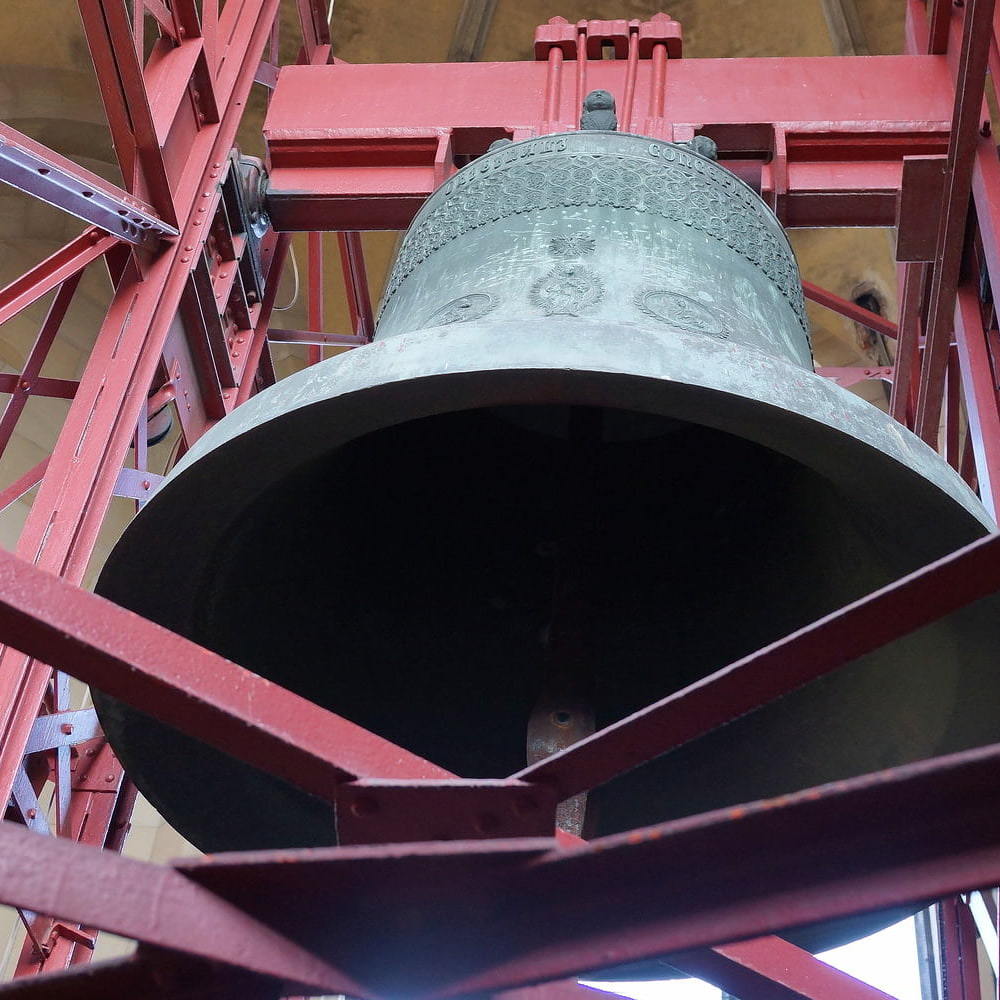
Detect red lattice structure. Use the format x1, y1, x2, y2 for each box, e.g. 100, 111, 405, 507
0, 1, 998, 997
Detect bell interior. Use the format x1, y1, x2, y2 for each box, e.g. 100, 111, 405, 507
200, 404, 883, 783
99, 398, 998, 858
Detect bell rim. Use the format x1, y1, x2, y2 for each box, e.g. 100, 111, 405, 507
156, 318, 990, 545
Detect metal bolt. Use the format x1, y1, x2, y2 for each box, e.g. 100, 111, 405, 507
86, 748, 96, 757
104, 774, 114, 783
60, 723, 73, 735
142, 480, 151, 490
26, 808, 36, 820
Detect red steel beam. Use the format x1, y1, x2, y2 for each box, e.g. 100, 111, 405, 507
307, 230, 324, 365
0, 123, 175, 247
78, 0, 178, 225
0, 530, 926, 992
915, 0, 996, 443
162, 741, 1000, 999
0, 542, 448, 796
338, 231, 374, 341
960, 263, 1000, 465
515, 527, 1000, 801
0, 275, 83, 457
927, 0, 955, 55
667, 937, 895, 1000
802, 280, 898, 339
0, 230, 117, 328
266, 57, 954, 147
263, 55, 954, 231
443, 743, 1000, 998
267, 327, 367, 347
938, 896, 983, 1000
889, 260, 928, 425
0, 0, 282, 817
0, 822, 358, 996
0, 459, 48, 515
0, 950, 282, 1000
0, 376, 77, 401
15, 740, 126, 975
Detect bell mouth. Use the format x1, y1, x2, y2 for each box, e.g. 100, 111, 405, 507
96, 319, 994, 859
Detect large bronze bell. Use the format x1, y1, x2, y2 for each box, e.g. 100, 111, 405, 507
95, 130, 999, 937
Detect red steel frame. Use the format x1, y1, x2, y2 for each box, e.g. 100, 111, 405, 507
0, 1, 998, 998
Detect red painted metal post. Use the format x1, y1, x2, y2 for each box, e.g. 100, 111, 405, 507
939, 897, 984, 1000
954, 282, 1000, 518
337, 231, 374, 342
890, 261, 929, 426
307, 230, 323, 365
915, 0, 996, 443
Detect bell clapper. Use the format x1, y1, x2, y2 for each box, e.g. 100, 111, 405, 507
527, 406, 601, 838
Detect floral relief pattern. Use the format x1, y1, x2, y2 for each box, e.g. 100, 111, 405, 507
384, 145, 808, 335
425, 293, 497, 326
530, 263, 604, 316
635, 289, 727, 337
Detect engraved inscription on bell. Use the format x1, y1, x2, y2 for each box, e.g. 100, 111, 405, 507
635, 288, 726, 337
530, 263, 604, 316
426, 293, 497, 326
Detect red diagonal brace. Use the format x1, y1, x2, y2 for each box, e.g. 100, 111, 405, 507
516, 529, 1000, 801
0, 543, 448, 798
0, 823, 358, 995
